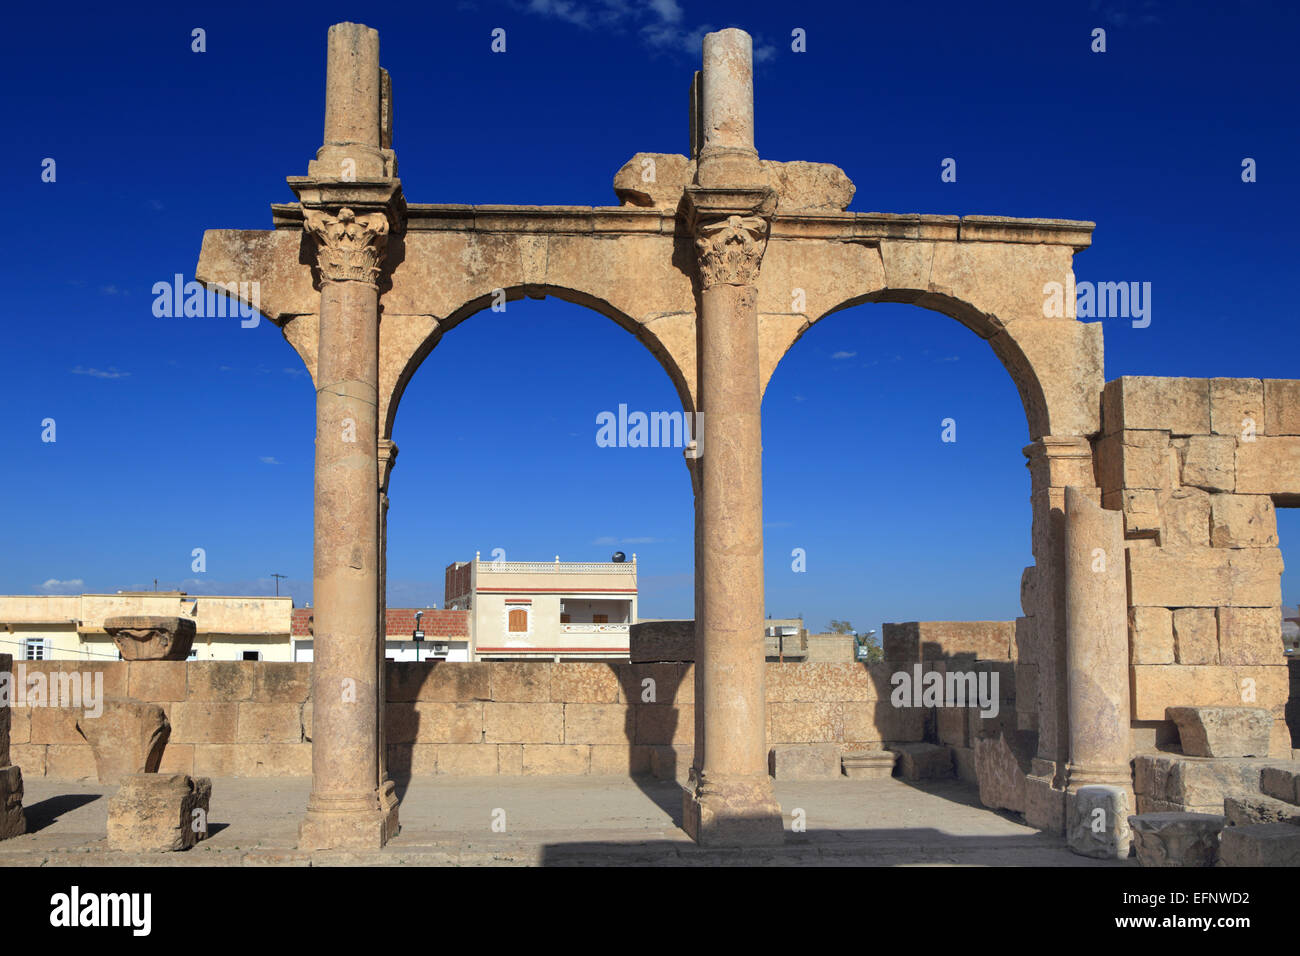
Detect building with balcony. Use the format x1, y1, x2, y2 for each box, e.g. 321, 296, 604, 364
444, 554, 638, 660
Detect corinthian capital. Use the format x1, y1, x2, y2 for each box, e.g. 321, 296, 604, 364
303, 207, 391, 285
693, 214, 769, 289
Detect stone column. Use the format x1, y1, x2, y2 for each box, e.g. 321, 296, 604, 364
295, 21, 402, 850
1063, 485, 1133, 794
681, 28, 783, 847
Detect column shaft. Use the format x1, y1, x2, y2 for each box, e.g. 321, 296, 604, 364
1063, 486, 1133, 792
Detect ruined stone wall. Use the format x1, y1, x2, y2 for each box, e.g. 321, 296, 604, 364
13, 660, 938, 781
1098, 376, 1300, 759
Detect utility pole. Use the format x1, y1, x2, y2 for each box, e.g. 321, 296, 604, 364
271, 573, 287, 597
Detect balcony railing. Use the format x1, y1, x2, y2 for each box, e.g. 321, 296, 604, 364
479, 561, 636, 574
559, 623, 631, 634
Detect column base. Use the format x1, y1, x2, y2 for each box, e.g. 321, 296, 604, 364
681, 774, 784, 847
299, 789, 395, 851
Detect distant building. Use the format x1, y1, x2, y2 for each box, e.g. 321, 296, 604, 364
0, 593, 295, 662
290, 607, 470, 662
445, 554, 638, 660
0, 592, 473, 663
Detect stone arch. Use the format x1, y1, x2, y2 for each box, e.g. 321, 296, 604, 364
755, 235, 1103, 442
380, 282, 695, 444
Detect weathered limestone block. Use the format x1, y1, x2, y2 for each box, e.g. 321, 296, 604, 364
1210, 378, 1262, 438
103, 616, 196, 661
107, 773, 211, 852
1131, 664, 1287, 720
1217, 607, 1285, 666
1235, 436, 1300, 496
1220, 823, 1300, 866
1128, 812, 1222, 866
0, 765, 24, 840
1172, 608, 1218, 665
1130, 607, 1174, 664
975, 729, 1035, 813
628, 620, 694, 663
891, 743, 953, 780
1067, 786, 1132, 859
1116, 488, 1160, 536
1166, 706, 1272, 757
1134, 754, 1273, 812
612, 153, 694, 207
612, 153, 855, 212
1223, 795, 1300, 827
952, 745, 978, 782
1127, 547, 1282, 608
1096, 430, 1172, 493
1180, 436, 1235, 492
1263, 379, 1300, 435
1210, 494, 1277, 548
841, 749, 896, 779
1260, 764, 1300, 804
75, 698, 171, 785
1157, 489, 1211, 549
881, 621, 1014, 661
1102, 376, 1210, 436
768, 743, 841, 780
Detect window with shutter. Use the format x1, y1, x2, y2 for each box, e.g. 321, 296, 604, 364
508, 608, 528, 632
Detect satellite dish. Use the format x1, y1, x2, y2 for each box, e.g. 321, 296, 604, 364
611, 551, 626, 563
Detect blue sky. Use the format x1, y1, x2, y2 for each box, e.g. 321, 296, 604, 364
2, 0, 1297, 639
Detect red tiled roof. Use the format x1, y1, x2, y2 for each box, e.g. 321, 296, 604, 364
290, 607, 469, 639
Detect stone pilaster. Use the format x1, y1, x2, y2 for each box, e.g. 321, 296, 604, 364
680, 28, 782, 846
376, 438, 399, 836
1020, 436, 1094, 833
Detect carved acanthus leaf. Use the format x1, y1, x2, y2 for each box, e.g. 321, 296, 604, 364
303, 207, 391, 285
694, 214, 769, 288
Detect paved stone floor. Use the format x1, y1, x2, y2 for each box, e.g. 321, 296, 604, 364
1, 774, 1133, 866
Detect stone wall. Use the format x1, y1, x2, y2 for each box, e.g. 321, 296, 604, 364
12, 659, 945, 781
1098, 376, 1299, 758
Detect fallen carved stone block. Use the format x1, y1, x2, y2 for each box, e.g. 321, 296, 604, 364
107, 773, 212, 852
1166, 706, 1272, 757
0, 765, 25, 840
1223, 795, 1300, 827
841, 750, 896, 779
1128, 811, 1223, 866
1220, 823, 1300, 867
103, 616, 196, 661
76, 698, 170, 786
1068, 786, 1132, 860
767, 744, 840, 780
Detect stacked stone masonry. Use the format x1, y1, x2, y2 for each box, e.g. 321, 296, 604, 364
1100, 376, 1297, 760
13, 657, 1018, 781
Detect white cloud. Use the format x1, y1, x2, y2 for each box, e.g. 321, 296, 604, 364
259, 456, 281, 465
523, 0, 766, 60
71, 366, 130, 379
831, 350, 856, 360
38, 578, 84, 594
